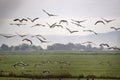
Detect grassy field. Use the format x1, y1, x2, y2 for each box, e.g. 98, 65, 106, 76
0, 51, 120, 80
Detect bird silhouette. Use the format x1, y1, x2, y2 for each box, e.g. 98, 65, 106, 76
42, 9, 58, 17
71, 19, 87, 24
66, 28, 79, 34
0, 34, 16, 38
101, 17, 115, 23
82, 41, 96, 45
31, 24, 45, 28
110, 27, 120, 31
32, 35, 46, 40
59, 20, 68, 25
22, 38, 32, 45
71, 22, 85, 28
83, 30, 98, 35
13, 62, 28, 68
27, 17, 39, 22
46, 22, 57, 28
15, 33, 27, 37
94, 20, 105, 25
13, 18, 28, 23
36, 37, 48, 43
53, 24, 64, 28
10, 23, 26, 27
108, 47, 120, 50
99, 43, 110, 47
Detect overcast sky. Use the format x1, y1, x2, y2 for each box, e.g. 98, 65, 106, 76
0, 0, 120, 48
0, 0, 120, 18
0, 0, 120, 34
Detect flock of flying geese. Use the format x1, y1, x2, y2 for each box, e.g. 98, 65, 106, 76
0, 9, 120, 50
81, 41, 120, 50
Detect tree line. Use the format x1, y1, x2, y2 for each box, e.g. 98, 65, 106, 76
0, 44, 43, 51
0, 43, 104, 52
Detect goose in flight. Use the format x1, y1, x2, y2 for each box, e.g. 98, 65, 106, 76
42, 9, 58, 17
46, 22, 57, 28
71, 22, 85, 28
36, 37, 48, 43
99, 43, 110, 47
32, 35, 46, 40
27, 17, 39, 22
101, 17, 115, 23
10, 23, 26, 27
15, 33, 27, 37
22, 38, 32, 45
53, 24, 64, 28
13, 18, 28, 23
59, 20, 68, 25
71, 19, 87, 24
31, 24, 45, 28
82, 41, 96, 45
94, 20, 105, 25
66, 28, 79, 34
83, 30, 98, 35
0, 34, 16, 38
108, 47, 120, 50
110, 27, 120, 31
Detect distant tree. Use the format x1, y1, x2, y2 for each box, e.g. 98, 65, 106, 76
99, 46, 104, 50
75, 43, 86, 51
31, 45, 43, 50
31, 45, 38, 50
14, 46, 20, 51
18, 44, 43, 51
9, 46, 15, 51
20, 44, 30, 50
47, 43, 67, 50
85, 44, 92, 51
1, 44, 9, 51
66, 43, 75, 50
52, 43, 66, 50
47, 45, 54, 50
37, 46, 43, 50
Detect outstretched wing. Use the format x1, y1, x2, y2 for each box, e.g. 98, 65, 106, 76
66, 28, 78, 33
22, 18, 28, 22
22, 38, 32, 45
42, 9, 57, 16
59, 20, 68, 25
32, 17, 39, 22
95, 21, 105, 25
13, 19, 21, 22
27, 17, 39, 22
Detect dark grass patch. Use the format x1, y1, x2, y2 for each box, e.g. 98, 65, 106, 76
0, 72, 120, 79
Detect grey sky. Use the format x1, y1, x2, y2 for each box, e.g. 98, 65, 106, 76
14, 0, 120, 17
0, 0, 23, 18
0, 0, 120, 18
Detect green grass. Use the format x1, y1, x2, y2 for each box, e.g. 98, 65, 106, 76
1, 77, 120, 80
0, 51, 120, 79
